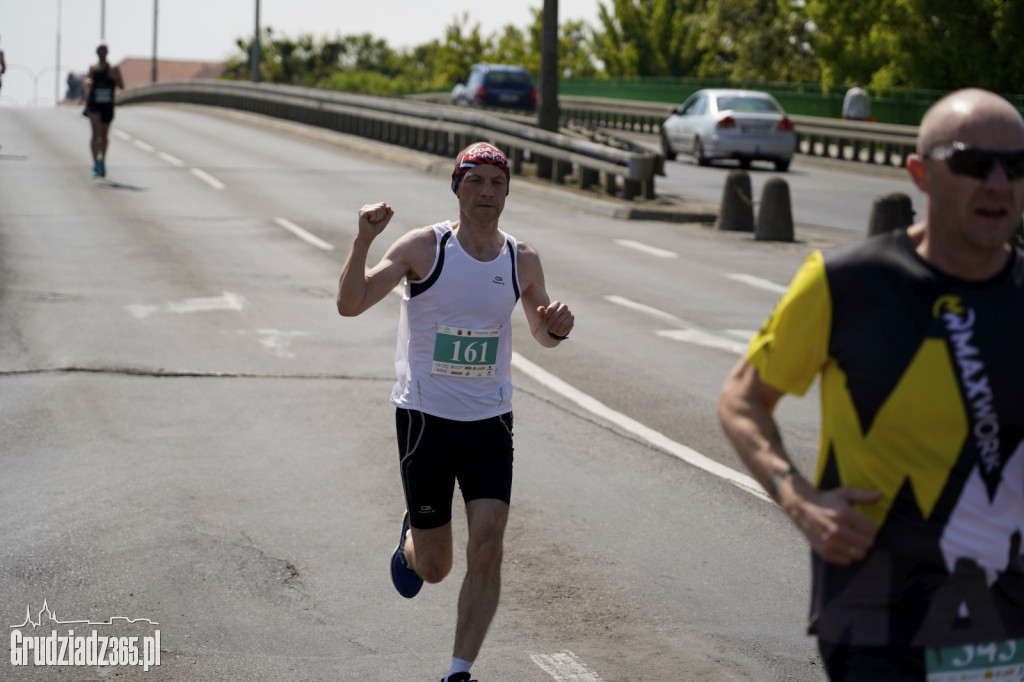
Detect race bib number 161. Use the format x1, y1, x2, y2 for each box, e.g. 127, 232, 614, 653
431, 325, 500, 378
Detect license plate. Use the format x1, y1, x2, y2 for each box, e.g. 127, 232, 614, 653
499, 94, 519, 103
742, 125, 770, 135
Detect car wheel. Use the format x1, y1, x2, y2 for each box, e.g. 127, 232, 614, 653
774, 158, 791, 172
693, 138, 710, 166
660, 130, 677, 161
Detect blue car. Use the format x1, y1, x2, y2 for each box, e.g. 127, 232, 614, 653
452, 64, 537, 111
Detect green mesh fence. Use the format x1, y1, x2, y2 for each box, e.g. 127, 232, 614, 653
558, 77, 1024, 126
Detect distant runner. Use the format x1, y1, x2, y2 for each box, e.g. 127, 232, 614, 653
83, 43, 124, 178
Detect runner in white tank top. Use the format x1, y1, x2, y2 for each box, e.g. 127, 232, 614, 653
336, 142, 575, 682
391, 219, 520, 421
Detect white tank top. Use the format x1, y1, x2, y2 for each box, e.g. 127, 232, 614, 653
391, 221, 521, 421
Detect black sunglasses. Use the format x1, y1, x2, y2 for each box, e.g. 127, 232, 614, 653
924, 142, 1024, 180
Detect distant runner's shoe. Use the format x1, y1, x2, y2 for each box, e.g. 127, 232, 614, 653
390, 511, 422, 598
98, 159, 106, 177
442, 674, 477, 682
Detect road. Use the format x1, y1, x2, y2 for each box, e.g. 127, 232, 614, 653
0, 103, 899, 681
613, 127, 925, 235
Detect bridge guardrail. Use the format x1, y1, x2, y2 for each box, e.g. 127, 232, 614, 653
118, 81, 661, 201
558, 96, 919, 167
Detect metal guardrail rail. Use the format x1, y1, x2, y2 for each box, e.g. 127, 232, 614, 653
118, 81, 661, 201
558, 96, 920, 167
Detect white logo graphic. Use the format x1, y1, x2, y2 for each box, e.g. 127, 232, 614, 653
10, 600, 161, 672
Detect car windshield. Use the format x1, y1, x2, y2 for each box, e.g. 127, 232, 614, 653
715, 96, 780, 113
486, 71, 532, 87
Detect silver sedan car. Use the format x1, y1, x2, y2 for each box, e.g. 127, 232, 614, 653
661, 89, 797, 171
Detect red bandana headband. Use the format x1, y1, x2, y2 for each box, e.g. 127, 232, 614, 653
451, 142, 510, 195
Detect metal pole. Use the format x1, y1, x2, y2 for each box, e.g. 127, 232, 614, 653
250, 0, 261, 82
151, 0, 158, 82
538, 0, 560, 132
55, 0, 62, 106
100, 0, 106, 40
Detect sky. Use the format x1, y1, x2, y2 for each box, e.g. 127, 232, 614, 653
0, 0, 603, 108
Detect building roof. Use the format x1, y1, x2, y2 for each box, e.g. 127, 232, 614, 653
116, 58, 227, 90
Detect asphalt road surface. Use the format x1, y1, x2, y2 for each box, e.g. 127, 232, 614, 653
0, 103, 904, 681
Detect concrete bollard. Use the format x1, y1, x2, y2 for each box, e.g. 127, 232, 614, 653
715, 170, 754, 232
868, 193, 915, 237
755, 178, 794, 242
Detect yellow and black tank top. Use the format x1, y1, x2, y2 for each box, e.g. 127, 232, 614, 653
748, 228, 1024, 648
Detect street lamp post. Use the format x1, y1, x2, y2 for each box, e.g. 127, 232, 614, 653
9, 63, 68, 106
151, 0, 159, 83
250, 0, 261, 82
55, 0, 62, 106
538, 0, 560, 132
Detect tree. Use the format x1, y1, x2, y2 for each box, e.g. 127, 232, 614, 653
803, 0, 906, 87
697, 0, 817, 83
894, 0, 1024, 92
590, 0, 709, 77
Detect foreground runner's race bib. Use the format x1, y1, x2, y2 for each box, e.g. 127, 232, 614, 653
431, 325, 500, 378
93, 88, 113, 104
926, 638, 1024, 681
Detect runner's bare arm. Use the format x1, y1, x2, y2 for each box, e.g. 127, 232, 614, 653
517, 242, 574, 347
718, 359, 881, 565
337, 204, 433, 316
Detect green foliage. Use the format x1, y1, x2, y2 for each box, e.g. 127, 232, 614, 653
805, 0, 1024, 93
697, 0, 818, 83
591, 0, 708, 77
221, 2, 1022, 98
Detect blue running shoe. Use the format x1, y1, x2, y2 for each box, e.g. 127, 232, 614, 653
91, 160, 101, 177
390, 511, 423, 598
98, 159, 106, 177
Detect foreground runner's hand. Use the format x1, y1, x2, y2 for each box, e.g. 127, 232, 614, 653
357, 202, 394, 243
537, 300, 574, 339
788, 482, 882, 566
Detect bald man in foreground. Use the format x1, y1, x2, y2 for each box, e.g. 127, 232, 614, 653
718, 89, 1024, 680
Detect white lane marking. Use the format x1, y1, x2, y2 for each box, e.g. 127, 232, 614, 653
614, 238, 678, 259
166, 292, 245, 314
725, 329, 757, 340
531, 651, 604, 682
605, 295, 750, 354
726, 273, 787, 294
236, 329, 308, 358
125, 304, 160, 319
157, 151, 185, 167
512, 351, 770, 502
274, 217, 335, 251
114, 132, 185, 167
655, 329, 748, 355
605, 295, 692, 328
190, 167, 226, 190
126, 292, 246, 318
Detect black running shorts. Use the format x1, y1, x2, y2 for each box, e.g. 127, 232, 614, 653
85, 103, 115, 124
395, 408, 514, 530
